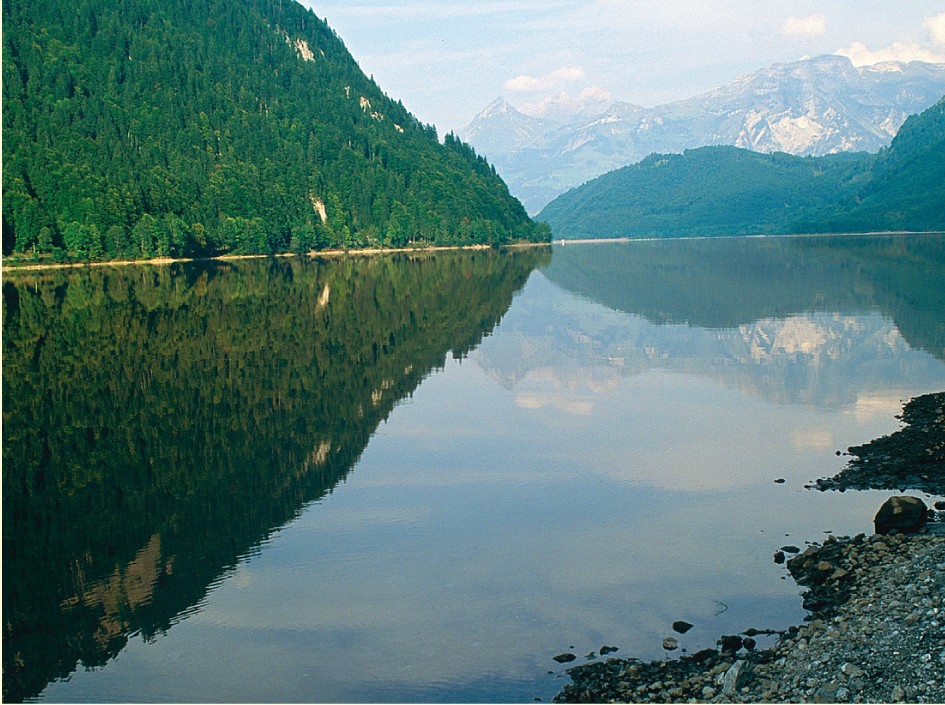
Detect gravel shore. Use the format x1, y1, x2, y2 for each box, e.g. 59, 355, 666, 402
814, 392, 944, 494
554, 392, 945, 703
555, 524, 945, 704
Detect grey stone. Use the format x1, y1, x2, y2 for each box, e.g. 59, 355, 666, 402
721, 660, 746, 696
841, 662, 863, 678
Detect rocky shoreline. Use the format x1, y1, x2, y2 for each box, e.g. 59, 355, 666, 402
813, 392, 944, 494
554, 392, 945, 703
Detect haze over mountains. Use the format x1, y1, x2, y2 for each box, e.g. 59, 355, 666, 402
461, 56, 945, 213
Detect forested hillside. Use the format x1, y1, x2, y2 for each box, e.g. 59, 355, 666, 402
2, 0, 548, 262
539, 96, 945, 239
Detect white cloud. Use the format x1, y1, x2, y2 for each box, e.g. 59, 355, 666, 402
518, 86, 615, 119
926, 12, 945, 44
781, 14, 827, 39
836, 40, 945, 66
503, 65, 586, 93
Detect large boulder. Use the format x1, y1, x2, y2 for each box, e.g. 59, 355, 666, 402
874, 496, 928, 534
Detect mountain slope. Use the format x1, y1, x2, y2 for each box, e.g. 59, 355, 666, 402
538, 96, 945, 239
1, 0, 548, 262
461, 97, 555, 155
462, 56, 945, 213
822, 97, 945, 231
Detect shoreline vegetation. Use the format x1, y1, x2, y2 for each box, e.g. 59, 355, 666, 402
554, 391, 945, 704
0, 240, 551, 273
8, 230, 941, 273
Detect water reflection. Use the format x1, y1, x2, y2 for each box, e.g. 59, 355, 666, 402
476, 235, 945, 412
543, 234, 945, 359
1, 249, 549, 702
4, 235, 945, 703
471, 235, 945, 492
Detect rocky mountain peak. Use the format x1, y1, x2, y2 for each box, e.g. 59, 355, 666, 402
462, 56, 945, 213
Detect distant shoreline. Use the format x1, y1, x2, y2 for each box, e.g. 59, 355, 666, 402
1, 241, 550, 274
553, 230, 945, 246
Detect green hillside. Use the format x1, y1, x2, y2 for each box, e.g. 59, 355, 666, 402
2, 0, 549, 262
539, 96, 945, 239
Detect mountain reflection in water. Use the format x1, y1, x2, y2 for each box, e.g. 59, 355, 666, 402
3, 234, 944, 704
543, 234, 945, 359
1, 249, 548, 702
509, 234, 945, 406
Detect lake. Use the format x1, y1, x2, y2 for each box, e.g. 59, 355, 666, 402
4, 234, 945, 703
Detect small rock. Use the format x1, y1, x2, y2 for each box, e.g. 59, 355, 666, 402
935, 500, 945, 511
599, 645, 618, 655
774, 478, 786, 483
891, 685, 906, 701
689, 648, 716, 664
781, 545, 801, 553
774, 551, 786, 564
874, 496, 927, 534
702, 686, 717, 699
719, 634, 742, 653
553, 653, 576, 663
662, 637, 679, 651
742, 637, 756, 651
672, 620, 694, 634
812, 685, 837, 703
841, 662, 863, 678
721, 660, 746, 695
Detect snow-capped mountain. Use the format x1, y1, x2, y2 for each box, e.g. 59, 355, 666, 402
461, 97, 553, 155
461, 55, 945, 213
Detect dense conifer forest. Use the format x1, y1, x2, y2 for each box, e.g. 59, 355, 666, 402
2, 0, 549, 263
539, 96, 945, 239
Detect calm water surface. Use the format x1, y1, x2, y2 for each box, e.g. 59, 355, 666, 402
4, 235, 945, 703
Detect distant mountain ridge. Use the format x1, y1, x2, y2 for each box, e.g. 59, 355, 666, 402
461, 55, 945, 212
538, 96, 945, 239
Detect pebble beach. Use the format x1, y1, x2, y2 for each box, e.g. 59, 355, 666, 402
553, 392, 945, 703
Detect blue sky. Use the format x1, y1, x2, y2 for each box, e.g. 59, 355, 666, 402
301, 1, 945, 135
